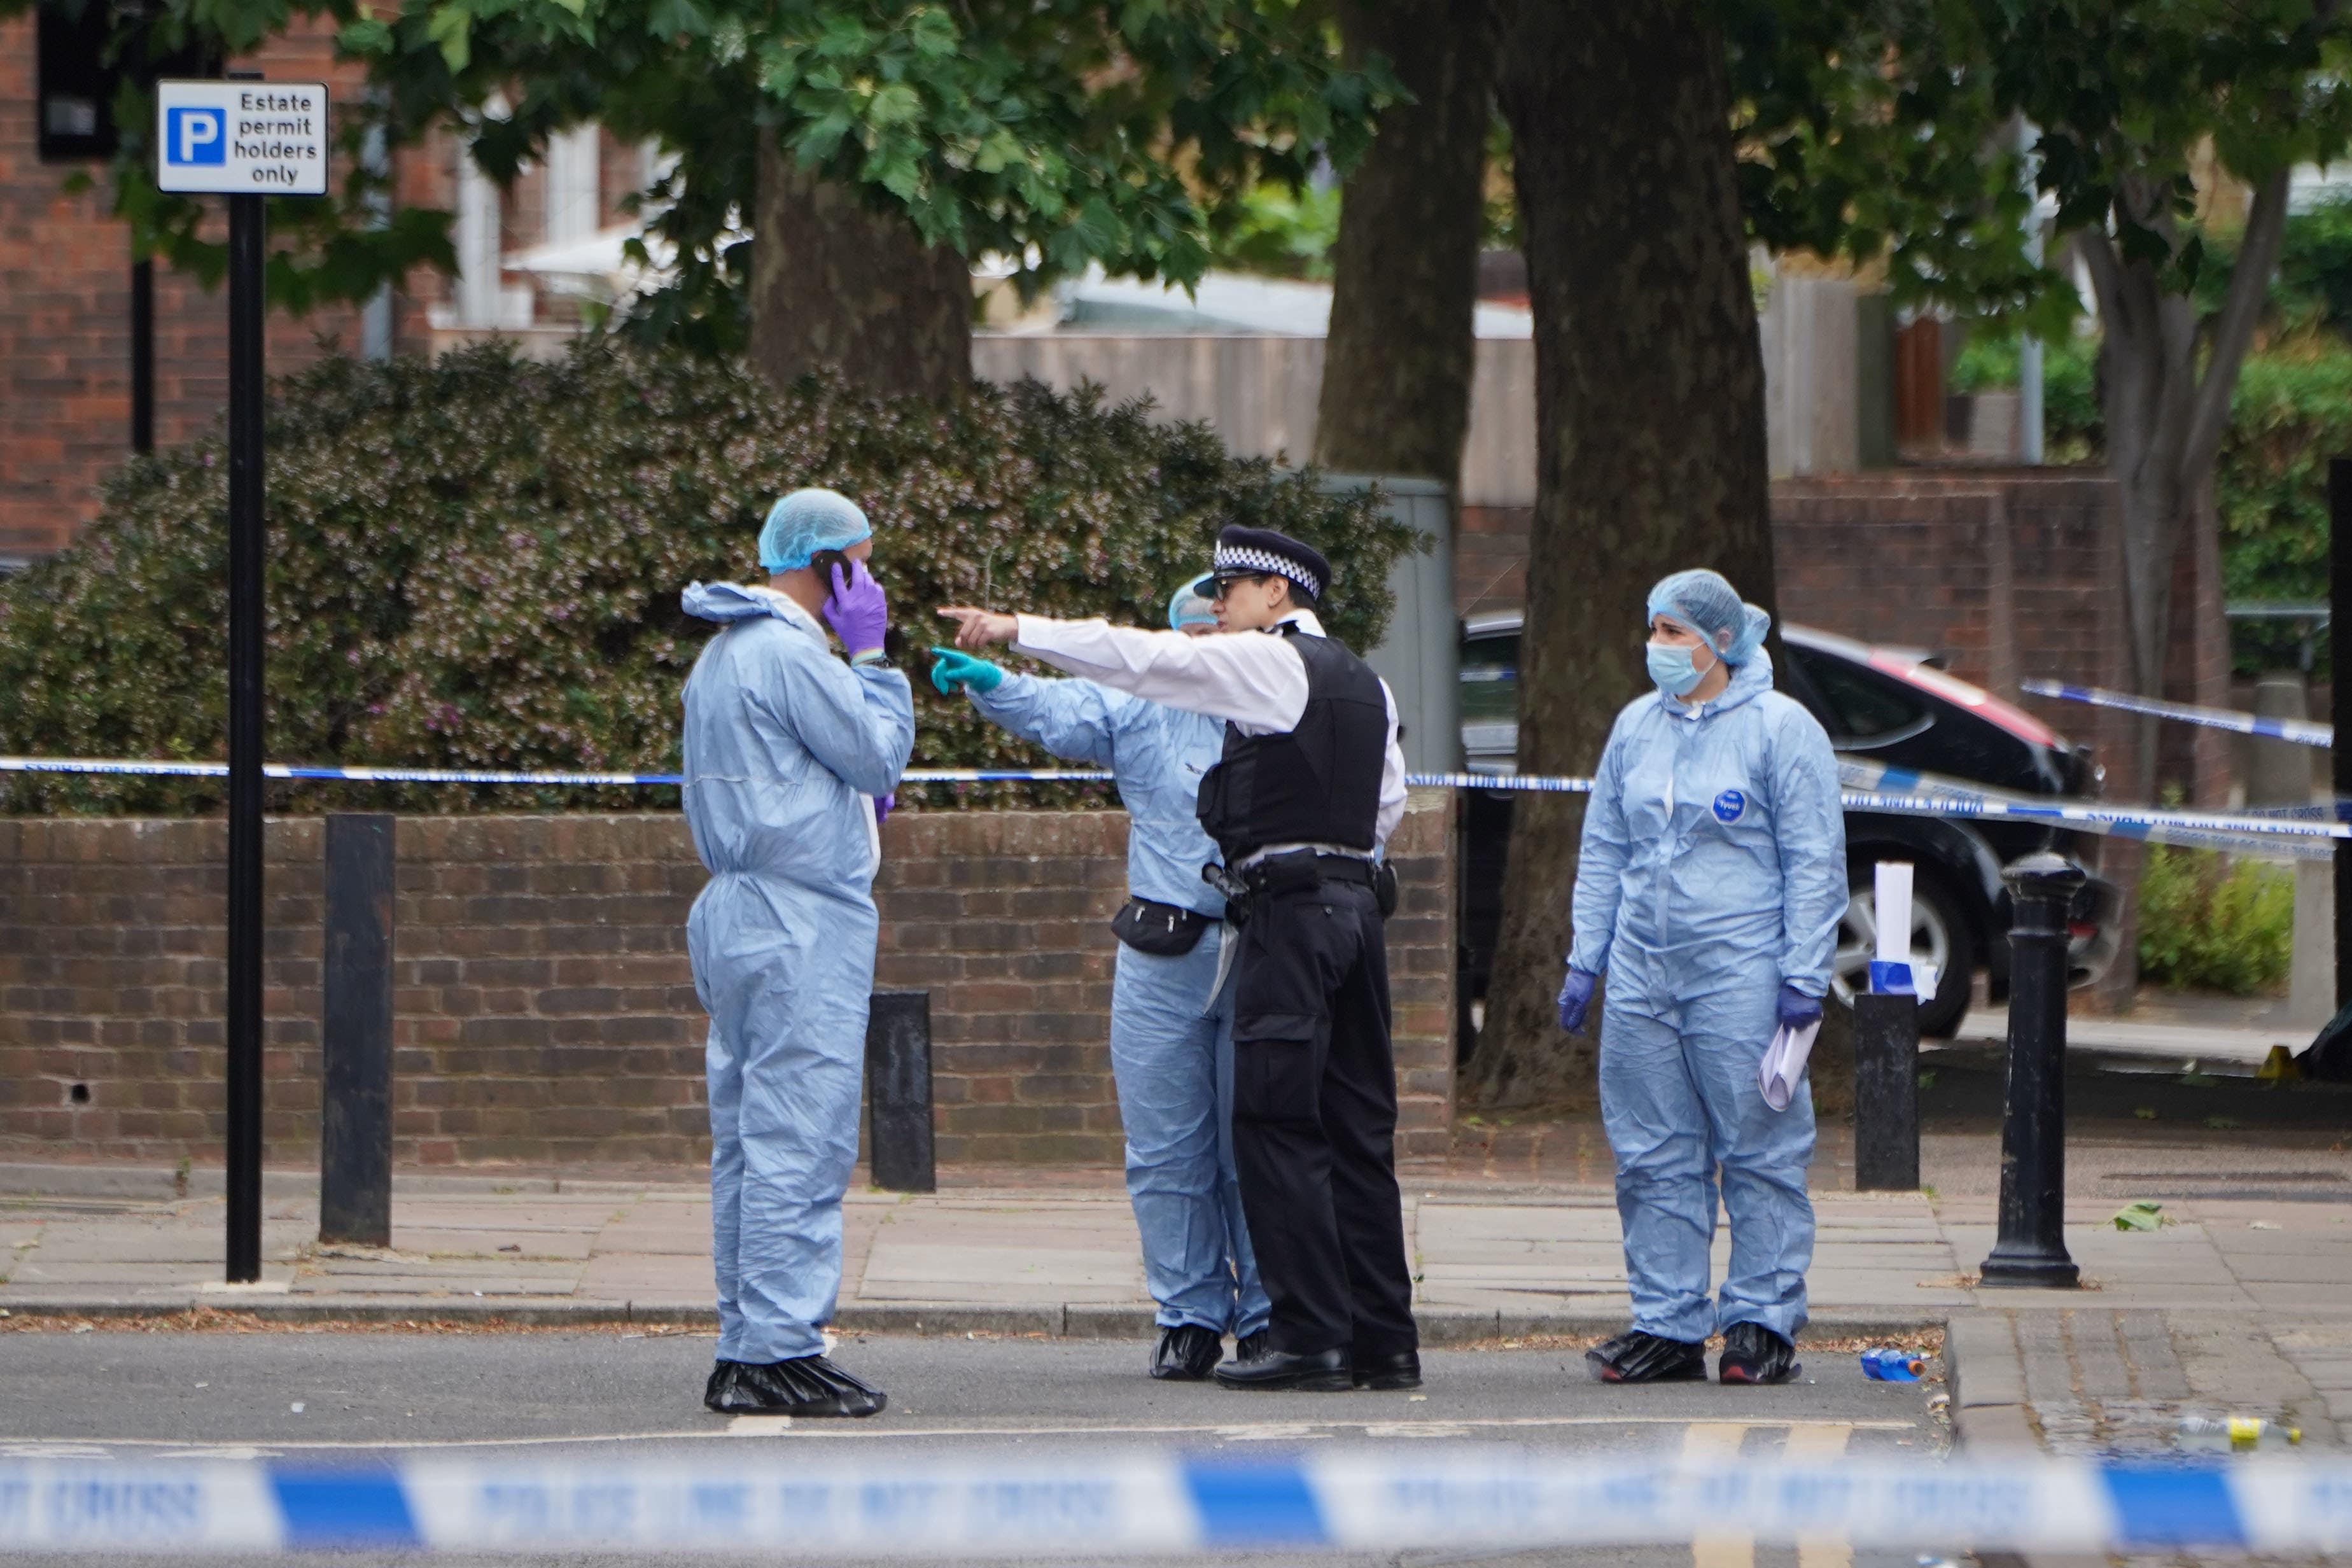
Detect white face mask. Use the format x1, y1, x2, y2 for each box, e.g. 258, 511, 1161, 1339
1646, 640, 1705, 697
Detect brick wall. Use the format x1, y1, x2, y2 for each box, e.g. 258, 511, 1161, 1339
0, 802, 1456, 1168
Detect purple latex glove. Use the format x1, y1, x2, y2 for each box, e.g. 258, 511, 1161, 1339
1776, 984, 1823, 1030
1557, 967, 1597, 1034
823, 558, 889, 653
874, 792, 895, 824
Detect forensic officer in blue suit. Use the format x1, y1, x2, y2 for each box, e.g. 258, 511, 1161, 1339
928, 573, 1272, 1379
681, 487, 914, 1417
1557, 568, 1846, 1387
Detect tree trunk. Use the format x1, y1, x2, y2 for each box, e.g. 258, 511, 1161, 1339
2075, 168, 2288, 1005
1313, 0, 1494, 484
750, 136, 973, 402
1460, 0, 1775, 1110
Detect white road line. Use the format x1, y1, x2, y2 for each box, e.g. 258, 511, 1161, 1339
1784, 1423, 1856, 1568
1682, 1424, 1753, 1568
0, 1415, 1915, 1452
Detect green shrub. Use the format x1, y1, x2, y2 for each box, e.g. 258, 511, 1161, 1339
0, 341, 1413, 815
2134, 843, 2295, 995
2217, 337, 2352, 675
1946, 330, 2103, 454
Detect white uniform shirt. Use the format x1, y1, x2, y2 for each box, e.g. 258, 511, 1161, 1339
1010, 608, 1408, 851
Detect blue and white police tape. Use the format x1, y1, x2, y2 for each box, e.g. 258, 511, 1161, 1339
0, 756, 1121, 789
2024, 678, 2335, 748
1835, 757, 2339, 861
4, 1453, 2351, 1555
2, 753, 2341, 851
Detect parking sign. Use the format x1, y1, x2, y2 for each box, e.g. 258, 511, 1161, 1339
166, 106, 227, 165
154, 80, 328, 195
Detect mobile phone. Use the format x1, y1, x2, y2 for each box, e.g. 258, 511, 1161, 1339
809, 547, 855, 587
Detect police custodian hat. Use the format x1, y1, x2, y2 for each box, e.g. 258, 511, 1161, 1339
1214, 525, 1330, 603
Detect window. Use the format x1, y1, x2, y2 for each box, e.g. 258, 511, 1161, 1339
1789, 645, 1931, 743
36, 7, 213, 164
1459, 633, 1520, 725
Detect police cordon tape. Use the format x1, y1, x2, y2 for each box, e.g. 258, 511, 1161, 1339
6, 1452, 2352, 1556
1, 753, 2341, 857
2024, 677, 2336, 748
1834, 757, 2333, 865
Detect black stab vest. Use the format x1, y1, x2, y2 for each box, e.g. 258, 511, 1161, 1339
1196, 624, 1387, 862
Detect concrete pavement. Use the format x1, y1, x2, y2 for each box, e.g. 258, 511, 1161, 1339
4, 1149, 2348, 1461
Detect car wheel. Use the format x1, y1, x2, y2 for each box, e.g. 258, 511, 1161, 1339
1830, 865, 1979, 1039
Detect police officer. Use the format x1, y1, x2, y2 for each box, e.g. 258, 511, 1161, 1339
941, 526, 1418, 1394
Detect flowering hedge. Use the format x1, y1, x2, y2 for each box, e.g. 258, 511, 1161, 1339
0, 342, 1411, 815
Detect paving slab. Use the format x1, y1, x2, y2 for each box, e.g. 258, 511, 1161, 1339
858, 1243, 1142, 1302
287, 1275, 580, 1298
575, 1254, 713, 1298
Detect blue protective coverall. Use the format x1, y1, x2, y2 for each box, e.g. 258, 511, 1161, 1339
1569, 648, 1846, 1343
680, 582, 914, 1364
970, 672, 1271, 1340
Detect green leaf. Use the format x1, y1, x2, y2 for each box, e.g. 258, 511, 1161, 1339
2111, 1201, 2166, 1231
336, 17, 395, 55
906, 6, 958, 57
425, 4, 472, 72
868, 82, 922, 127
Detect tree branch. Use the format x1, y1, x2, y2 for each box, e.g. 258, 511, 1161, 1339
2184, 167, 2290, 476
2075, 224, 2130, 339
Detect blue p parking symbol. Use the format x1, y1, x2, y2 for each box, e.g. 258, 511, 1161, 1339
166, 106, 226, 165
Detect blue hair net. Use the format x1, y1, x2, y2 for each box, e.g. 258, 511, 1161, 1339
758, 487, 872, 573
1167, 571, 1217, 630
1648, 568, 1772, 664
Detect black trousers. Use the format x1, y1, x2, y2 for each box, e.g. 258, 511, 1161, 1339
1229, 879, 1417, 1358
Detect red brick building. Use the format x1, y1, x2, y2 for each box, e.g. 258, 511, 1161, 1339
2, 13, 645, 561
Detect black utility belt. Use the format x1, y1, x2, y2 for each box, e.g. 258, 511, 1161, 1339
1205, 850, 1397, 923
1241, 850, 1377, 893
1110, 897, 1216, 956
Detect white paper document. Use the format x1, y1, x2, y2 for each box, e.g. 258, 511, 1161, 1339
1758, 1020, 1821, 1112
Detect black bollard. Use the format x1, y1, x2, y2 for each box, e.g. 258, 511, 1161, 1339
1979, 852, 2084, 1287
319, 813, 396, 1247
1852, 991, 1920, 1191
865, 990, 935, 1193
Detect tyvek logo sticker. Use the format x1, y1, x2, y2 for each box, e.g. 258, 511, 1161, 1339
1712, 789, 1746, 823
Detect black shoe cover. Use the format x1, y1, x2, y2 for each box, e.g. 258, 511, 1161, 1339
703, 1360, 743, 1412
714, 1354, 888, 1417
1152, 1324, 1224, 1381
1235, 1329, 1270, 1364
1717, 1322, 1800, 1385
1586, 1329, 1707, 1384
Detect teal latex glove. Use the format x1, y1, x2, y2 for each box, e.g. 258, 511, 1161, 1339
928, 646, 1006, 696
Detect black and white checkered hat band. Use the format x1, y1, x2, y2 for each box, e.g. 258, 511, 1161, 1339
1215, 544, 1322, 599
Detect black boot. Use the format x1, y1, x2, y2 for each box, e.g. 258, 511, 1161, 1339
1717, 1322, 1800, 1385
1235, 1329, 1270, 1364
713, 1354, 888, 1417
1151, 1324, 1224, 1382
1585, 1329, 1707, 1384
1213, 1346, 1353, 1392
1354, 1349, 1422, 1391
703, 1361, 743, 1412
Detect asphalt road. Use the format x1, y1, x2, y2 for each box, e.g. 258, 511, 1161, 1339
0, 1329, 1946, 1568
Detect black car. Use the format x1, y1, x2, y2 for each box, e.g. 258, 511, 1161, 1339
1457, 613, 2119, 1039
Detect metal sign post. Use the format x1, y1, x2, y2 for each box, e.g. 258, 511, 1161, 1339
155, 76, 328, 1283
